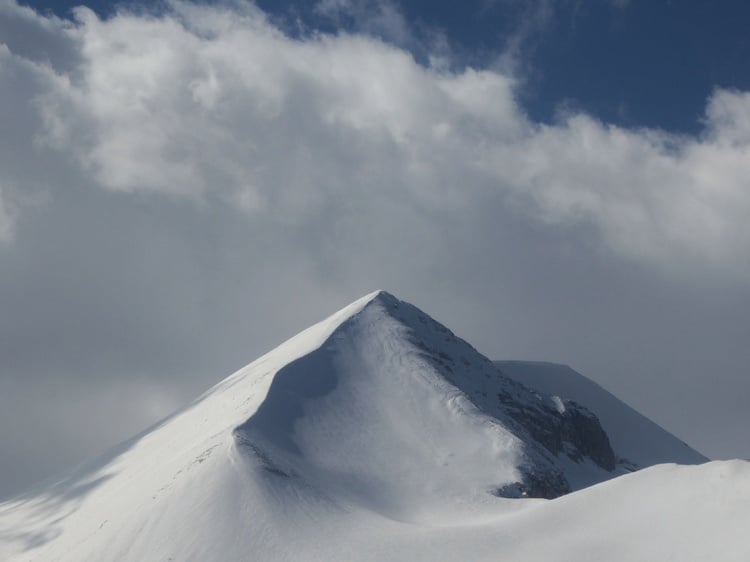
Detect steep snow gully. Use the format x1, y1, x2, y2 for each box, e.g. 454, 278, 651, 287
0, 290, 746, 562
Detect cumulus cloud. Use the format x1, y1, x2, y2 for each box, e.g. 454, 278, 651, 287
0, 0, 746, 277
0, 0, 81, 72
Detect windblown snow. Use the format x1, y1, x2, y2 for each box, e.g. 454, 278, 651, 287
0, 291, 747, 561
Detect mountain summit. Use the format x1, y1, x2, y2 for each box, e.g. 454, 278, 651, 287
234, 289, 628, 507
0, 291, 745, 562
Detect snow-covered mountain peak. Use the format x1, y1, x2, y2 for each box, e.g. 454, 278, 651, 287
232, 291, 626, 509
1, 291, 730, 562
233, 290, 542, 518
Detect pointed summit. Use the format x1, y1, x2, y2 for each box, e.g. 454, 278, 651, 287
0, 291, 726, 562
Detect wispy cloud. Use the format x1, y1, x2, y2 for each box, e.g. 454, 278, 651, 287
315, 0, 412, 46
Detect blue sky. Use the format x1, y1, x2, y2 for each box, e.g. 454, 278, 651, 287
23, 0, 750, 132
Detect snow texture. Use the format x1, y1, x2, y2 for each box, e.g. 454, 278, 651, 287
0, 291, 745, 562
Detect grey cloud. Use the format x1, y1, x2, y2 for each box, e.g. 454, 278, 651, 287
0, 183, 16, 243
0, 0, 81, 72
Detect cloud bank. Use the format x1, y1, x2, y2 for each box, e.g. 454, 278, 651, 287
1, 0, 748, 275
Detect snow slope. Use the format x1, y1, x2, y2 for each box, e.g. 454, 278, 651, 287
495, 360, 707, 468
0, 291, 746, 562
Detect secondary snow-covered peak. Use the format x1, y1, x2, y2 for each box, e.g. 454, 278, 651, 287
495, 360, 707, 468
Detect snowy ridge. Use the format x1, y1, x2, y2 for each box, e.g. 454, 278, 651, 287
0, 291, 746, 562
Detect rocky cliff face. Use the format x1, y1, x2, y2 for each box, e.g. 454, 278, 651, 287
496, 385, 616, 472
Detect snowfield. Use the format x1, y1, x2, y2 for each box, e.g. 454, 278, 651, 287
1, 291, 747, 561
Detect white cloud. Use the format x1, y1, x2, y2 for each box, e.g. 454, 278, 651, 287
315, 0, 412, 47
2, 0, 750, 277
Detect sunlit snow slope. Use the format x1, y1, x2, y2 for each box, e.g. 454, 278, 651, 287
1, 291, 746, 562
